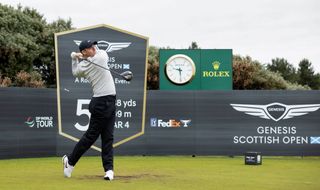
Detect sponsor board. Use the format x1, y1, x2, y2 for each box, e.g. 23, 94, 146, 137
231, 102, 320, 145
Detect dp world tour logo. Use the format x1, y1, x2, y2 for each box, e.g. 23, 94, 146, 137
25, 117, 35, 127
74, 40, 131, 52
230, 102, 320, 122
24, 116, 54, 128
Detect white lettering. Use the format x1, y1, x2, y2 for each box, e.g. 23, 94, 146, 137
268, 108, 285, 111
256, 126, 296, 135
115, 78, 130, 84
233, 136, 280, 144
123, 99, 136, 108
283, 136, 308, 144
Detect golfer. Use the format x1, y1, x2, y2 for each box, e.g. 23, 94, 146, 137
62, 40, 116, 180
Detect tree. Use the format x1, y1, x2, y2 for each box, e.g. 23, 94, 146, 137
267, 58, 298, 83
33, 19, 73, 87
233, 55, 308, 90
298, 59, 320, 89
0, 4, 41, 79
188, 41, 200, 49
147, 46, 159, 89
313, 74, 320, 90
0, 3, 73, 87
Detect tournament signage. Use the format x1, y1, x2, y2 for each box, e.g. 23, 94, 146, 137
1, 89, 320, 158
230, 102, 320, 145
145, 90, 320, 156
55, 24, 148, 151
159, 49, 232, 90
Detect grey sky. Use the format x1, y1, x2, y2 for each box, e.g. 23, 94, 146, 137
2, 0, 320, 72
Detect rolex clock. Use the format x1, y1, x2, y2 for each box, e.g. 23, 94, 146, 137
165, 54, 196, 85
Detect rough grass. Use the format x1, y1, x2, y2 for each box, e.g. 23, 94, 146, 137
0, 156, 319, 190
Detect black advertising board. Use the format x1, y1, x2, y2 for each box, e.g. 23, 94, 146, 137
54, 25, 148, 152
145, 90, 320, 156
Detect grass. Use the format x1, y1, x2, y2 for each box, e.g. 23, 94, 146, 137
0, 156, 319, 190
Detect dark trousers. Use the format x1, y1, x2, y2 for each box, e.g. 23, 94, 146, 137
68, 95, 116, 172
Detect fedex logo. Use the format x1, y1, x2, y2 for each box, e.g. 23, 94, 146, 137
150, 118, 191, 128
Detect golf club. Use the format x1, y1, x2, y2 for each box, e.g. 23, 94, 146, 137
83, 58, 133, 81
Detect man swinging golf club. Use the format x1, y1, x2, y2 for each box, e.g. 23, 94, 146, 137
62, 40, 116, 180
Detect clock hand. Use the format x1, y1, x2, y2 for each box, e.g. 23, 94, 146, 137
178, 67, 182, 82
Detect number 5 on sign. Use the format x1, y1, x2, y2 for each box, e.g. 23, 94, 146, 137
74, 99, 91, 131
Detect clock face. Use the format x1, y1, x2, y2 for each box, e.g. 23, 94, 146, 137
165, 54, 196, 85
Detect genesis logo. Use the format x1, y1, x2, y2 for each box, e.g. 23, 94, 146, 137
230, 102, 320, 122
74, 40, 131, 52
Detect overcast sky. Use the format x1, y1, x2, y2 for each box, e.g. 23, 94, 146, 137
2, 0, 320, 72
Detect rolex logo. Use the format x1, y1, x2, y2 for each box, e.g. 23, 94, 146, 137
203, 61, 229, 78
212, 61, 221, 70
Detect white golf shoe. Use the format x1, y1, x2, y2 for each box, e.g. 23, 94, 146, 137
104, 170, 114, 181
62, 155, 74, 178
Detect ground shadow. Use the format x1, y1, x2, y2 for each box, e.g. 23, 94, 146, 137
76, 173, 168, 182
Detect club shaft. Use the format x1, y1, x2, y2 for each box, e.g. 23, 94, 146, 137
84, 59, 123, 77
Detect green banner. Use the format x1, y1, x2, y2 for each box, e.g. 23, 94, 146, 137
160, 49, 232, 90
200, 49, 232, 90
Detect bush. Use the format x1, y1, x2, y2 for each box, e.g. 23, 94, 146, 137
233, 55, 309, 90
0, 73, 12, 87
15, 70, 45, 88
232, 55, 256, 89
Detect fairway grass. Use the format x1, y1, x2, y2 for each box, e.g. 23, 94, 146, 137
0, 156, 319, 190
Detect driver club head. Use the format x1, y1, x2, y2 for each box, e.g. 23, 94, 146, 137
120, 71, 133, 81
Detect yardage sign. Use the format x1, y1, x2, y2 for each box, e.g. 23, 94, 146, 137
55, 24, 148, 151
